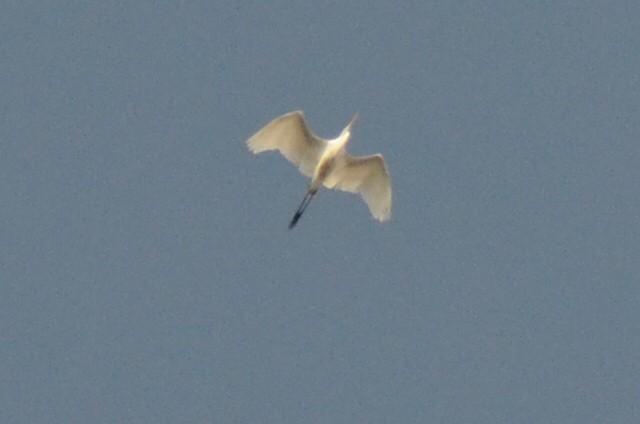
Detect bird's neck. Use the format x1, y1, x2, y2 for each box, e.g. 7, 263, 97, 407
332, 131, 350, 149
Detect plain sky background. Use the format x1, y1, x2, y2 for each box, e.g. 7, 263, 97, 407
2, 1, 639, 423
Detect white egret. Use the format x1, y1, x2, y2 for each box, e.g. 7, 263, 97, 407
246, 111, 392, 229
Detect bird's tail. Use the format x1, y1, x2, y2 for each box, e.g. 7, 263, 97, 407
289, 190, 316, 229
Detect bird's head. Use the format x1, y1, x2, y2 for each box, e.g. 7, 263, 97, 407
340, 112, 359, 141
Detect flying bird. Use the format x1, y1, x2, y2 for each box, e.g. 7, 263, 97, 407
246, 111, 392, 229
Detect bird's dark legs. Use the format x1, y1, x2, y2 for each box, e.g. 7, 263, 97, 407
289, 190, 316, 229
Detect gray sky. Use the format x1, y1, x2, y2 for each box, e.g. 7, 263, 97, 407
2, 1, 639, 423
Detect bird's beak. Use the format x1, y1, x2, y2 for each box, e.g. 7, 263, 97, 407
346, 112, 359, 131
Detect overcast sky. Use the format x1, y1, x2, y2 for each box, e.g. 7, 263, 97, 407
2, 1, 639, 423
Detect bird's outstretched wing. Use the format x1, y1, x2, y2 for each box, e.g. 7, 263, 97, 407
327, 153, 392, 221
246, 111, 326, 177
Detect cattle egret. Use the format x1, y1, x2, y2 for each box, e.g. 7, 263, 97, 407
246, 111, 392, 229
